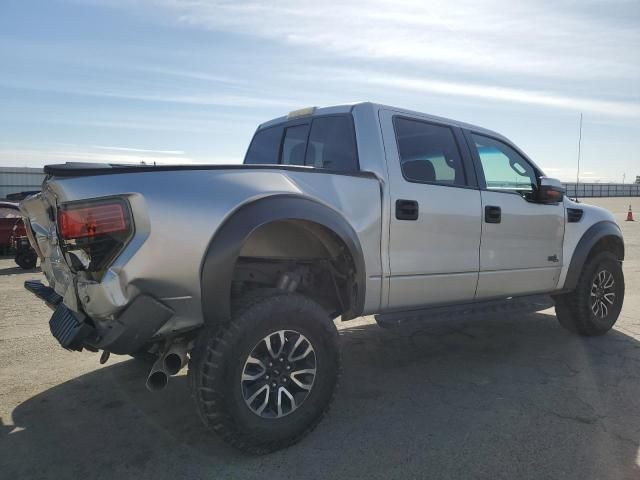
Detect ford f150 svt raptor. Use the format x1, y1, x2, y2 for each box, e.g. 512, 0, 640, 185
20, 102, 625, 453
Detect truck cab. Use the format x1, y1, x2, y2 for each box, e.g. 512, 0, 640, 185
242, 103, 620, 312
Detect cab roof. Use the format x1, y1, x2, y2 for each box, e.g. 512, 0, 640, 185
258, 101, 508, 142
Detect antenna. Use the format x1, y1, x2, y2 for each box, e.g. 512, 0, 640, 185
575, 113, 583, 202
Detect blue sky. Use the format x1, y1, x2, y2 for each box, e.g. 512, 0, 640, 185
1, 0, 638, 182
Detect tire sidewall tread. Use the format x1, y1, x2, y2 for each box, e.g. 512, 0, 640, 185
189, 289, 341, 454
555, 251, 624, 336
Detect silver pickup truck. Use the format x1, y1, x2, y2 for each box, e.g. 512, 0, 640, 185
21, 102, 625, 453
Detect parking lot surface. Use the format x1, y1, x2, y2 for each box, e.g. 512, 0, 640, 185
1, 197, 639, 479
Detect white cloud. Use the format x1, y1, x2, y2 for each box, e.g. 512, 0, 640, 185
540, 167, 618, 183
133, 66, 242, 85
98, 0, 639, 81
0, 80, 293, 108
0, 144, 237, 167
92, 145, 186, 155
75, 0, 639, 120
27, 115, 259, 134
325, 70, 640, 118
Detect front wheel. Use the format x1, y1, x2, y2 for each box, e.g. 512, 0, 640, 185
189, 290, 340, 454
554, 252, 624, 336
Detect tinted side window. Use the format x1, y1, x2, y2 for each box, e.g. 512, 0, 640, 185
305, 116, 358, 172
471, 134, 537, 197
244, 126, 284, 164
281, 124, 310, 166
394, 117, 466, 186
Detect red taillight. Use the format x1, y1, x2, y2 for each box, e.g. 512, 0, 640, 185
58, 201, 127, 240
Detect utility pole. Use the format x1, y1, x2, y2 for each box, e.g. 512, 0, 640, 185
575, 113, 583, 201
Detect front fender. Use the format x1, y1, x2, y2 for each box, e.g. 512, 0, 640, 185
199, 194, 366, 327
563, 221, 624, 290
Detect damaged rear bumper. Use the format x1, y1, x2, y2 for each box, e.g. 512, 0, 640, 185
25, 280, 173, 354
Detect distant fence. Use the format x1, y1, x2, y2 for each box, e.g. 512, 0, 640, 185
562, 183, 640, 198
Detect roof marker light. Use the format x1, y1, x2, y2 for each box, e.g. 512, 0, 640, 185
287, 106, 316, 119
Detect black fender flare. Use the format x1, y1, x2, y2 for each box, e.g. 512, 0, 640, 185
200, 194, 366, 326
563, 221, 624, 290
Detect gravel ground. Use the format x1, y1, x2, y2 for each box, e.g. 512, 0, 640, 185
1, 197, 639, 480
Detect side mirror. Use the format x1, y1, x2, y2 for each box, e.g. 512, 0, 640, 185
537, 177, 564, 204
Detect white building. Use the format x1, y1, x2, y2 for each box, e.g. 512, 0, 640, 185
0, 167, 45, 200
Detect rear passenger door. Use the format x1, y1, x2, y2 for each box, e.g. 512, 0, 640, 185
380, 110, 483, 309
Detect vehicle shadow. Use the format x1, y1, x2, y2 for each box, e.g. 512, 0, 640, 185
2, 312, 639, 479
0, 265, 39, 276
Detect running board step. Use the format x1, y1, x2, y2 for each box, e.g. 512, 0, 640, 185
49, 303, 94, 351
375, 295, 554, 329
24, 280, 63, 307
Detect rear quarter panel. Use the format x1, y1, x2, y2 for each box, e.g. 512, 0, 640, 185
46, 169, 383, 330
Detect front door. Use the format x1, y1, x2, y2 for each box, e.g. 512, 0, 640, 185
380, 110, 482, 310
465, 131, 565, 298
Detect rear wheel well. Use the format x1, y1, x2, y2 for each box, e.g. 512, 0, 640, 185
231, 220, 358, 319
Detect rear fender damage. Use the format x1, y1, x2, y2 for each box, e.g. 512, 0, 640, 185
200, 194, 366, 328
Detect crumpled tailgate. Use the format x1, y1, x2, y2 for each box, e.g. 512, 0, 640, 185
19, 189, 80, 312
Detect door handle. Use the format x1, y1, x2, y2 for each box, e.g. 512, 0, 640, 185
396, 199, 419, 220
484, 205, 501, 223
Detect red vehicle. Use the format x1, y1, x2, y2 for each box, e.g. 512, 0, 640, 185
0, 201, 37, 269
0, 201, 23, 251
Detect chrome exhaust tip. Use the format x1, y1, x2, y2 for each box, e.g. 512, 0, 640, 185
145, 340, 190, 391
163, 352, 184, 376
146, 369, 169, 391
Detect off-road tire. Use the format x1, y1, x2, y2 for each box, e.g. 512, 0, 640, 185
15, 251, 37, 269
189, 289, 341, 454
554, 252, 624, 336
